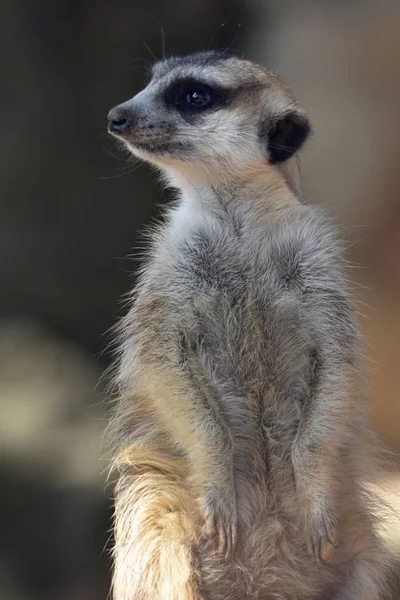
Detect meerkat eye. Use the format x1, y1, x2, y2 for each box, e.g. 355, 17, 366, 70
165, 79, 229, 113
184, 89, 212, 108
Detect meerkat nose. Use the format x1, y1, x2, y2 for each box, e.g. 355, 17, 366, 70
108, 106, 129, 135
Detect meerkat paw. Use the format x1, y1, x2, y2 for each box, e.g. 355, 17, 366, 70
201, 488, 237, 558
305, 505, 338, 562
309, 514, 338, 562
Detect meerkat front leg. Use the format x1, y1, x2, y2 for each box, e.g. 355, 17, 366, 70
292, 357, 353, 562
155, 367, 237, 557
133, 294, 237, 557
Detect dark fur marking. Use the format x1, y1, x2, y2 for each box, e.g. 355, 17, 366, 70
164, 77, 231, 120
259, 112, 310, 163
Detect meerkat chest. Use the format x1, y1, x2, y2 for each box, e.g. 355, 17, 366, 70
156, 205, 317, 373
145, 206, 333, 413
166, 203, 308, 301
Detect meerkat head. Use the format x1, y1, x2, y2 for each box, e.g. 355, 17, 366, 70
108, 51, 310, 183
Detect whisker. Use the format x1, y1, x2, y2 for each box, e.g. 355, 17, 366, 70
204, 21, 227, 51
142, 40, 157, 62
154, 15, 167, 59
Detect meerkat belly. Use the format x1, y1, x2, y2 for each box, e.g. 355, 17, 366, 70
185, 276, 308, 518
173, 230, 310, 459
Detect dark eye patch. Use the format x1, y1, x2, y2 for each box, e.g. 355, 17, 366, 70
164, 78, 230, 113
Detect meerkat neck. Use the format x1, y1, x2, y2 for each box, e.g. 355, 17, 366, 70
165, 162, 301, 217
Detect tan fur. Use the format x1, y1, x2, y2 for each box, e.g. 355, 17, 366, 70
106, 52, 392, 599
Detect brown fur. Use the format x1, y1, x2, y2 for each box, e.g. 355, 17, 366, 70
106, 52, 392, 599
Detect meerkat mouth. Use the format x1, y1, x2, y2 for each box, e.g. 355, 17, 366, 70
127, 139, 192, 158
108, 129, 174, 156
129, 140, 171, 152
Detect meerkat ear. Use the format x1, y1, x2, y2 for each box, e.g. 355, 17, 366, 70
262, 111, 311, 164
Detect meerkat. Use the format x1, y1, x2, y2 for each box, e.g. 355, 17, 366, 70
106, 51, 391, 600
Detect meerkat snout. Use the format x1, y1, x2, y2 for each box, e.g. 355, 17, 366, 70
108, 106, 128, 135
107, 51, 310, 175
108, 102, 139, 136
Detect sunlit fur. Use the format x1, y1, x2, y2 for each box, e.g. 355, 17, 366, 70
107, 52, 392, 599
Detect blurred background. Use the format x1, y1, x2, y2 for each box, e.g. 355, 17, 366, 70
1, 0, 400, 598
